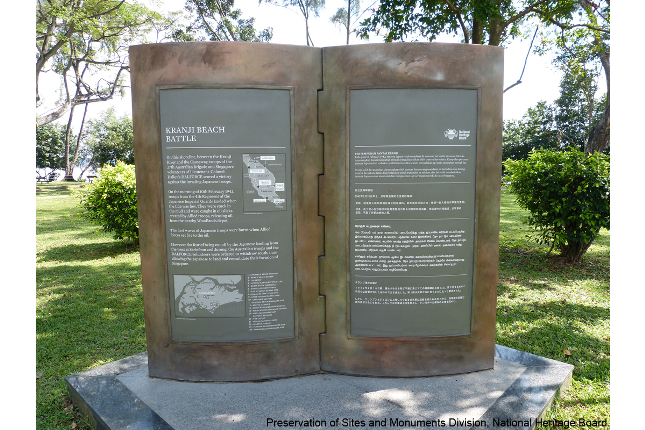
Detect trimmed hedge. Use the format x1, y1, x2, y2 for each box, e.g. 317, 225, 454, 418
75, 162, 138, 243
503, 149, 609, 262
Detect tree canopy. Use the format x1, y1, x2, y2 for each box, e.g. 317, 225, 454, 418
358, 0, 599, 46
358, 0, 609, 154
503, 67, 606, 161
260, 0, 325, 45
36, 123, 68, 173
36, 0, 163, 126
503, 101, 556, 162
85, 108, 135, 169
180, 0, 273, 42
330, 0, 361, 44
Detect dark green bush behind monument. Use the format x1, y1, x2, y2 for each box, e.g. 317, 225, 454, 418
503, 149, 609, 263
75, 162, 139, 243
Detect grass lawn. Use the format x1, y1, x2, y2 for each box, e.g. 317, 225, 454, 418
36, 184, 609, 429
497, 188, 610, 425
36, 182, 146, 429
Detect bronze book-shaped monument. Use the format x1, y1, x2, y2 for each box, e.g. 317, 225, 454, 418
129, 41, 503, 381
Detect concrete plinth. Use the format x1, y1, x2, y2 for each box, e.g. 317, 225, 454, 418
66, 345, 573, 430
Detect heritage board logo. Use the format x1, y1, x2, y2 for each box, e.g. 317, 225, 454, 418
444, 129, 470, 140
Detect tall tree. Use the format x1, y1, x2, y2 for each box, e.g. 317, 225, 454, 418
502, 68, 606, 161
535, 0, 609, 153
330, 0, 361, 44
260, 0, 325, 46
36, 0, 163, 127
36, 123, 68, 177
85, 108, 135, 170
502, 101, 557, 162
552, 67, 604, 151
183, 0, 273, 41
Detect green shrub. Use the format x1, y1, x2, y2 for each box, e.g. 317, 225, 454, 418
75, 162, 139, 243
503, 149, 609, 263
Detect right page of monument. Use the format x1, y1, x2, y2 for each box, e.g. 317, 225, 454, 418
349, 88, 477, 337
319, 42, 502, 376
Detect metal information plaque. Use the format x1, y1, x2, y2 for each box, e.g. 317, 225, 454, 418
159, 88, 295, 342
349, 88, 477, 337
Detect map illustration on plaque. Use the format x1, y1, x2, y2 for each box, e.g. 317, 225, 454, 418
174, 275, 245, 318
242, 154, 287, 211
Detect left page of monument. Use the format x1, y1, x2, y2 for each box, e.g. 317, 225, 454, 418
130, 42, 324, 381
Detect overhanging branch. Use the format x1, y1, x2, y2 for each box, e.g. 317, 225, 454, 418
442, 0, 469, 43
504, 26, 539, 93
529, 7, 609, 33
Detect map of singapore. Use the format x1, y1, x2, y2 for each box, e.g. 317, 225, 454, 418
174, 275, 245, 317
242, 154, 286, 211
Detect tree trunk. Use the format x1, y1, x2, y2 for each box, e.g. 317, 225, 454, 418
63, 106, 75, 181
306, 18, 314, 46
79, 157, 95, 181
68, 104, 89, 180
560, 239, 594, 263
585, 97, 609, 154
471, 19, 483, 44
346, 0, 351, 44
488, 14, 502, 46
585, 50, 610, 154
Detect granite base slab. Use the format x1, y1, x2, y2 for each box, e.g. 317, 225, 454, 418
65, 345, 573, 430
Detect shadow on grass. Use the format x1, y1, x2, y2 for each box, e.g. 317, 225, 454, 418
37, 266, 146, 430
497, 300, 609, 382
497, 279, 560, 296
557, 393, 610, 409
498, 300, 609, 324
37, 261, 146, 370
499, 246, 610, 286
36, 258, 141, 290
525, 281, 557, 291
35, 217, 89, 236
36, 184, 83, 197
38, 240, 139, 263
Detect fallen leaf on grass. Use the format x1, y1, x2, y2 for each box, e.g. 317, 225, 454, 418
563, 349, 572, 356
37, 372, 43, 379
71, 422, 78, 429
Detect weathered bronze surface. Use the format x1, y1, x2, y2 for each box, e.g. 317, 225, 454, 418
318, 43, 503, 376
130, 41, 502, 381
130, 42, 325, 381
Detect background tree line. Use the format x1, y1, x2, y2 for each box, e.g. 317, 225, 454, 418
503, 66, 607, 162
36, 108, 134, 180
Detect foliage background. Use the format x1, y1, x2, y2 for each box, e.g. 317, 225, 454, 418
75, 162, 139, 242
504, 149, 609, 262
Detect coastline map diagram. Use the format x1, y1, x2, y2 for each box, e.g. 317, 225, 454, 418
242, 154, 287, 211
174, 275, 245, 317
